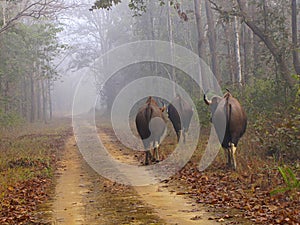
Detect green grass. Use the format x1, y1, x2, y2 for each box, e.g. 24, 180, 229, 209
271, 166, 300, 197
0, 118, 72, 201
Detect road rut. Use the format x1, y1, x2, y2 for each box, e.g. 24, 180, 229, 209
49, 124, 218, 224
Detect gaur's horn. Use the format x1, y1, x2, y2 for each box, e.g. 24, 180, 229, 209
203, 94, 212, 105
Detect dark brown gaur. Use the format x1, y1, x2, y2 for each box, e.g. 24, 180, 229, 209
167, 95, 193, 143
204, 91, 247, 170
135, 96, 167, 165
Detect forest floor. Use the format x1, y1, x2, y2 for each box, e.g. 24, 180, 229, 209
0, 118, 299, 224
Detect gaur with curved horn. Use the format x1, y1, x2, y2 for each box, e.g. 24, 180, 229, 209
204, 91, 247, 170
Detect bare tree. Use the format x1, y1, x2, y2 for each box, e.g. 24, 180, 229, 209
0, 0, 69, 35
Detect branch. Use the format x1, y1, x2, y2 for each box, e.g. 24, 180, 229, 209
0, 0, 70, 35
209, 0, 295, 87
235, 0, 279, 57
235, 0, 295, 87
208, 0, 240, 18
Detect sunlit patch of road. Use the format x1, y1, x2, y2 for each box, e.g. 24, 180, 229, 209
52, 136, 91, 224
50, 117, 218, 224
99, 124, 218, 225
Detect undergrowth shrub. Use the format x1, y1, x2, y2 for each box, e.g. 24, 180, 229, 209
193, 96, 210, 127
0, 109, 24, 129
233, 78, 300, 163
188, 77, 299, 165
271, 166, 300, 197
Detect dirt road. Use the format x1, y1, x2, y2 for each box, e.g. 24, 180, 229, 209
51, 136, 91, 224
49, 133, 219, 224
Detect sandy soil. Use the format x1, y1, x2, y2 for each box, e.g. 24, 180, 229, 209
48, 129, 218, 224
51, 136, 91, 224
100, 129, 218, 225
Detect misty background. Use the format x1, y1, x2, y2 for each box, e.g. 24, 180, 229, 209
0, 0, 299, 143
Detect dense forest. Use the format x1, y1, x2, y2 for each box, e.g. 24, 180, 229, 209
0, 0, 300, 151
0, 0, 299, 223
1, 0, 298, 158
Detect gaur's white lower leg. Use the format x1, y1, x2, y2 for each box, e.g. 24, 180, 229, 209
154, 141, 160, 161
230, 143, 237, 170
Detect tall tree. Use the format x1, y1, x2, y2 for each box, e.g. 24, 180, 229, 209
233, 15, 242, 86
210, 0, 295, 88
193, 0, 205, 59
0, 0, 68, 35
205, 0, 221, 83
167, 0, 176, 96
0, 21, 65, 123
292, 0, 300, 75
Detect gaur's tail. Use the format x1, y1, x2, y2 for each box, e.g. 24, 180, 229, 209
225, 94, 232, 139
145, 103, 153, 123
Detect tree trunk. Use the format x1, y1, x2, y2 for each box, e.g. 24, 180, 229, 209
167, 1, 176, 96
21, 77, 27, 118
262, 0, 267, 32
243, 19, 294, 88
2, 0, 6, 26
30, 75, 35, 123
37, 80, 41, 120
205, 0, 221, 83
222, 23, 235, 83
148, 2, 157, 74
194, 0, 205, 59
242, 24, 247, 83
41, 79, 47, 123
292, 0, 300, 75
4, 81, 9, 113
237, 0, 295, 88
194, 0, 209, 91
48, 78, 52, 120
233, 16, 242, 86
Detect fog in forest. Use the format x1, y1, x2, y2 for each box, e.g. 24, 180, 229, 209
1, 0, 298, 123
52, 0, 201, 117
0, 1, 299, 224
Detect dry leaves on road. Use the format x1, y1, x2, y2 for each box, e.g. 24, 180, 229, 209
172, 163, 300, 224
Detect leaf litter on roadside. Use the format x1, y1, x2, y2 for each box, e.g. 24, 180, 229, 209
0, 178, 51, 225
170, 162, 300, 224
0, 121, 72, 225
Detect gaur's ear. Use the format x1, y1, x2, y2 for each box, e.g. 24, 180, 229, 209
212, 96, 222, 104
